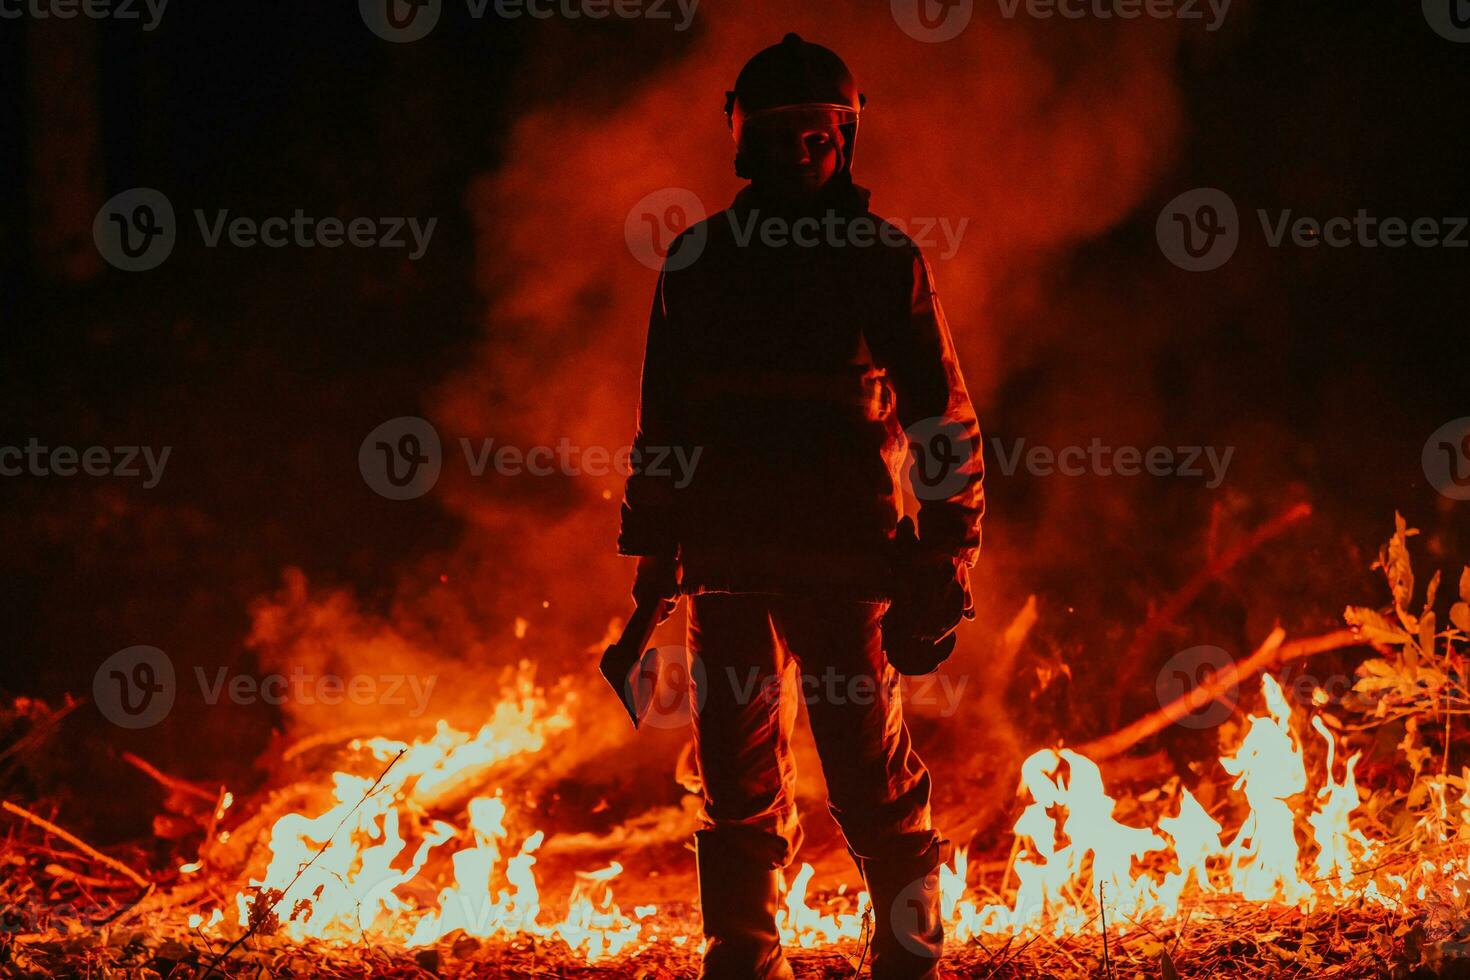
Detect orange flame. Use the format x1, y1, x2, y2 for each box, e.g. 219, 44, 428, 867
197, 670, 1441, 959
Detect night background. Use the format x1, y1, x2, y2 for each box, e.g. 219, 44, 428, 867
1, 1, 1468, 976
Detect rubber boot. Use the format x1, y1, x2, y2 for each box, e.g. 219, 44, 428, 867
859, 839, 951, 980
695, 830, 795, 980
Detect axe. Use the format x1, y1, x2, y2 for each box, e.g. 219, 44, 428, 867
598, 598, 665, 729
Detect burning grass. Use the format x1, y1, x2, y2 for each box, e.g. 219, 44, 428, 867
4, 516, 1470, 977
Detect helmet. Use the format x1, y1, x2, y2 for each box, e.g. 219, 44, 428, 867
724, 33, 866, 180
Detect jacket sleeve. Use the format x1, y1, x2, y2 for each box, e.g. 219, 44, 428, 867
617, 271, 682, 558
883, 250, 985, 566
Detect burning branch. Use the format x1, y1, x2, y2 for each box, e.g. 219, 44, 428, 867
1077, 627, 1360, 761
202, 748, 407, 976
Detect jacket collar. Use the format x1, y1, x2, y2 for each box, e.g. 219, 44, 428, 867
731, 176, 872, 219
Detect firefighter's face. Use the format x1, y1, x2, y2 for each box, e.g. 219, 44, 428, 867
744, 112, 847, 196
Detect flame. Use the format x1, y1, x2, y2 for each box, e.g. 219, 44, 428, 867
213, 663, 654, 956
198, 668, 1449, 961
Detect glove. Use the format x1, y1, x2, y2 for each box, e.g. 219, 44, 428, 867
882, 518, 974, 675
632, 554, 680, 625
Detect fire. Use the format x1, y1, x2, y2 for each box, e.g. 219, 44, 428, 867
215, 664, 663, 959
196, 668, 1452, 962
1220, 673, 1310, 904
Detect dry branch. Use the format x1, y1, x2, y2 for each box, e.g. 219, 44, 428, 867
0, 800, 152, 889
1107, 502, 1313, 724
1077, 627, 1360, 761
122, 751, 219, 803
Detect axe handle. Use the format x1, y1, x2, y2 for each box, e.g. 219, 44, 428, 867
618, 598, 663, 657
600, 598, 669, 728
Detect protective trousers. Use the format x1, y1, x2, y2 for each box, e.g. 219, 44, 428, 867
688, 593, 945, 979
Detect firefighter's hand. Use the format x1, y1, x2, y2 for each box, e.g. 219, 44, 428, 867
632, 554, 680, 625
911, 555, 973, 641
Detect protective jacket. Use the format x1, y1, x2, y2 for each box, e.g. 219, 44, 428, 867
618, 177, 984, 600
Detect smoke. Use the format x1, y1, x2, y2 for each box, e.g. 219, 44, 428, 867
431, 0, 1195, 622
250, 2, 1226, 795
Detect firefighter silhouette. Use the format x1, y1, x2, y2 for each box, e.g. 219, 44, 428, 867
619, 33, 984, 980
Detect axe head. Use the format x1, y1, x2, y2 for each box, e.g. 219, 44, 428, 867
599, 600, 663, 729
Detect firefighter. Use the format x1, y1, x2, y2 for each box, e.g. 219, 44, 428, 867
618, 33, 984, 980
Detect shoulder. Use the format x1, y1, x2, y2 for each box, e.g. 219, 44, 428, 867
657, 210, 734, 277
